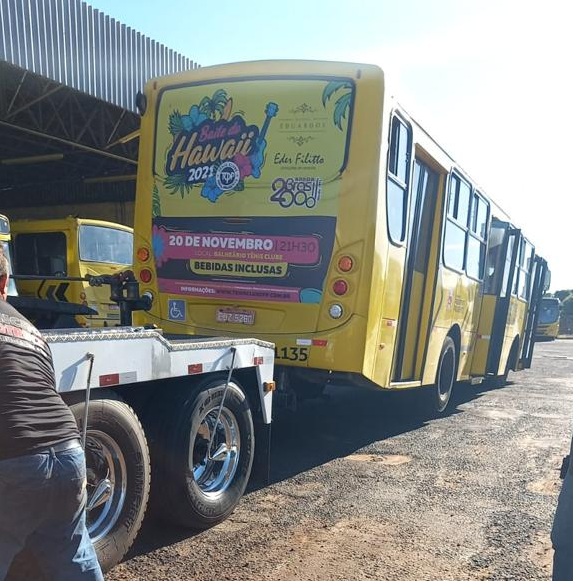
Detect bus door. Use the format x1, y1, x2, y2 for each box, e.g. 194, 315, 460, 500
486, 224, 521, 374
394, 157, 440, 381
520, 255, 548, 369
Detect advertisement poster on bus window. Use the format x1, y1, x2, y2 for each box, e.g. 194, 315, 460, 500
152, 77, 354, 303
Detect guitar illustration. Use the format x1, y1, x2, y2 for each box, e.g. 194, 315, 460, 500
201, 101, 278, 202
249, 102, 278, 179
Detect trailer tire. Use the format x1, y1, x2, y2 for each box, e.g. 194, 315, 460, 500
148, 377, 254, 529
68, 391, 151, 572
434, 336, 457, 413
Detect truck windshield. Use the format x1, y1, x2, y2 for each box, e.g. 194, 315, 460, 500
1, 241, 18, 296
79, 225, 133, 266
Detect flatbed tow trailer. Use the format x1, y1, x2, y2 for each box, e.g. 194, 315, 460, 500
44, 324, 274, 572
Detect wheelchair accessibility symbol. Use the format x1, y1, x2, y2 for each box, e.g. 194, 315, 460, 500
168, 299, 186, 321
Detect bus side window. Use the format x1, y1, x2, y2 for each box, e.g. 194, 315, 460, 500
517, 240, 534, 300
484, 224, 505, 294
500, 235, 515, 298
466, 193, 489, 280
443, 174, 469, 271
386, 116, 411, 244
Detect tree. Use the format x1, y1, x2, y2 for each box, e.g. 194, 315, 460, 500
555, 289, 573, 302
562, 295, 573, 317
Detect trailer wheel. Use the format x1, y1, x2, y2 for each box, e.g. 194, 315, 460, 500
68, 391, 151, 572
148, 377, 254, 529
434, 336, 457, 413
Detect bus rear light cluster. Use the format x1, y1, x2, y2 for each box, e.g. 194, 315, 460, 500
338, 255, 354, 273
332, 279, 348, 296
139, 269, 153, 283
329, 304, 344, 319
137, 247, 150, 262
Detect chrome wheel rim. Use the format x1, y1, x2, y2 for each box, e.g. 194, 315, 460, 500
85, 430, 127, 542
190, 404, 241, 498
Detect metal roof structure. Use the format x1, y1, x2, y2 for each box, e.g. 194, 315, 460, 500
0, 0, 198, 208
0, 0, 197, 112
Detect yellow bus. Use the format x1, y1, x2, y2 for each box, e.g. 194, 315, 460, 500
472, 220, 548, 385
132, 60, 546, 411
12, 217, 133, 327
536, 297, 560, 341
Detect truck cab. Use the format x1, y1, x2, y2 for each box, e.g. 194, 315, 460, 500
11, 217, 133, 327
0, 214, 18, 296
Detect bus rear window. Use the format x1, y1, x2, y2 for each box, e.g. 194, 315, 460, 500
79, 226, 133, 266
150, 76, 354, 304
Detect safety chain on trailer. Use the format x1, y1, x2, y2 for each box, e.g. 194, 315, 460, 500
208, 347, 237, 461
82, 352, 95, 449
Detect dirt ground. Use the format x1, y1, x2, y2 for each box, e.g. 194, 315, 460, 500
101, 339, 573, 581
12, 340, 573, 580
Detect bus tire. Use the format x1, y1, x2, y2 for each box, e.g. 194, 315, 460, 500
493, 339, 519, 388
148, 378, 255, 529
434, 336, 456, 413
68, 391, 151, 573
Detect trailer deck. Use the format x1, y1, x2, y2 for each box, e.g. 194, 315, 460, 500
46, 327, 274, 423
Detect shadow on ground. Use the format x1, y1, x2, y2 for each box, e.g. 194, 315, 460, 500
264, 378, 504, 485
6, 378, 503, 578
121, 378, 500, 562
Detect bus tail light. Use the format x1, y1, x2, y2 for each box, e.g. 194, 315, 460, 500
332, 279, 348, 296
139, 269, 153, 283
338, 255, 354, 273
137, 247, 150, 262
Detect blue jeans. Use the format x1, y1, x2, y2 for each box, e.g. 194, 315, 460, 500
552, 438, 573, 581
0, 445, 104, 581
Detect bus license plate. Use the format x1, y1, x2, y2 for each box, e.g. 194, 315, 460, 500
216, 308, 256, 325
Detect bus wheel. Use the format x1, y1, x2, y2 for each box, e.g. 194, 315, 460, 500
493, 339, 519, 388
68, 391, 151, 572
149, 377, 255, 529
434, 337, 456, 413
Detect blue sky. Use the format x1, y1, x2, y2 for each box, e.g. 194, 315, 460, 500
89, 0, 573, 290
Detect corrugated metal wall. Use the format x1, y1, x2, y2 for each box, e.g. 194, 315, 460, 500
0, 0, 198, 112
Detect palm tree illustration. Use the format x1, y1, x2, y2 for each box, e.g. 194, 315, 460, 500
322, 81, 353, 130
199, 89, 233, 120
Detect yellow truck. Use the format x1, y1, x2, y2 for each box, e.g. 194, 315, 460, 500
11, 216, 133, 327
0, 214, 18, 296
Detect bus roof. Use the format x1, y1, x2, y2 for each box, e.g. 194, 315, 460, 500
145, 59, 383, 92
147, 59, 537, 250
11, 216, 133, 234
392, 98, 512, 223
